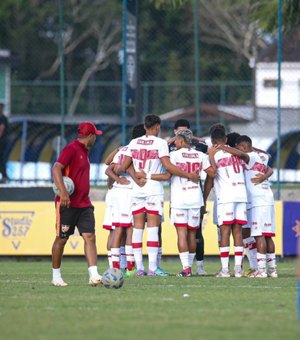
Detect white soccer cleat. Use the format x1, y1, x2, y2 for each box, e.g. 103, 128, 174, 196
89, 275, 103, 287
234, 266, 243, 278
51, 279, 68, 287
247, 270, 267, 278
267, 268, 278, 278
215, 269, 230, 278
196, 268, 208, 276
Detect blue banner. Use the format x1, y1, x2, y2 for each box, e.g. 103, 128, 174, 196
283, 201, 300, 256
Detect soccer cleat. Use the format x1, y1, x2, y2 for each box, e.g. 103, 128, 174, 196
243, 268, 256, 277
135, 269, 146, 276
51, 279, 68, 287
196, 267, 208, 276
247, 270, 267, 278
154, 267, 169, 276
215, 269, 230, 278
267, 268, 278, 278
177, 268, 192, 277
234, 265, 243, 278
89, 276, 103, 286
125, 268, 137, 277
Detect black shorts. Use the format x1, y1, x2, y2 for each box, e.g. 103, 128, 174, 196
56, 205, 95, 238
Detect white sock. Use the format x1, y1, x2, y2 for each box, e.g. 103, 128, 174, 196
234, 246, 244, 267
111, 248, 120, 269
132, 228, 144, 271
197, 260, 204, 270
88, 265, 100, 279
179, 251, 189, 269
266, 253, 276, 269
157, 247, 162, 268
147, 227, 159, 272
108, 250, 112, 268
257, 252, 267, 272
220, 246, 230, 271
188, 252, 196, 268
120, 246, 127, 269
52, 268, 62, 281
248, 242, 258, 269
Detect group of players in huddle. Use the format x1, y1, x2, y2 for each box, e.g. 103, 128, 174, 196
102, 114, 278, 279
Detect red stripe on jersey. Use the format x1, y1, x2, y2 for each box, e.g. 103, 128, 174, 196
132, 242, 143, 249
147, 241, 159, 247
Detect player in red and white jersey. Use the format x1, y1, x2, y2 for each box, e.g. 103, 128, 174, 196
208, 128, 247, 278
118, 114, 200, 276
234, 135, 277, 278
169, 129, 215, 276
105, 124, 147, 277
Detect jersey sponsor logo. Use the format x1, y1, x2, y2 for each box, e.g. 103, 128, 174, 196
225, 212, 233, 216
137, 139, 154, 145
182, 153, 199, 159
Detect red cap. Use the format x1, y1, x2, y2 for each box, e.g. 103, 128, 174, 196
77, 122, 103, 137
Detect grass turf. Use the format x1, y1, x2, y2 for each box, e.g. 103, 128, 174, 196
0, 258, 299, 340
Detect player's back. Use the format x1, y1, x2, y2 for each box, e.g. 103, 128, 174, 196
214, 149, 247, 204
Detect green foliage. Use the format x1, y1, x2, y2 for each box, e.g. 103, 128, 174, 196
0, 260, 298, 340
150, 0, 190, 9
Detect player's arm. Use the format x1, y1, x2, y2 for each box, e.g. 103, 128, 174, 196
127, 164, 146, 187
207, 146, 218, 172
52, 162, 70, 207
104, 147, 121, 165
117, 155, 132, 173
151, 171, 172, 181
217, 144, 250, 163
251, 166, 273, 185
160, 156, 200, 183
202, 175, 214, 214
105, 163, 130, 185
204, 166, 216, 179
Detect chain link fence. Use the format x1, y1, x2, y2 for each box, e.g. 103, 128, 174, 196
0, 0, 299, 186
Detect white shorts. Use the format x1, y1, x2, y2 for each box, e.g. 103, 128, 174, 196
213, 201, 218, 225
249, 205, 275, 237
242, 209, 252, 229
171, 208, 200, 230
103, 189, 114, 230
111, 187, 133, 228
217, 202, 247, 226
132, 195, 164, 216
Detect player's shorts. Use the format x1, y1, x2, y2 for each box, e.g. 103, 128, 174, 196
170, 208, 200, 230
56, 204, 95, 238
103, 189, 114, 230
242, 209, 252, 229
132, 195, 164, 216
217, 202, 247, 226
249, 205, 275, 237
112, 187, 133, 228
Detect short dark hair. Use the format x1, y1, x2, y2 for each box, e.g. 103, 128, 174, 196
211, 128, 226, 143
236, 135, 252, 146
144, 114, 161, 129
132, 124, 146, 139
226, 132, 240, 147
209, 123, 226, 135
174, 119, 190, 129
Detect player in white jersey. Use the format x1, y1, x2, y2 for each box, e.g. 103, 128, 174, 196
208, 128, 247, 278
234, 135, 277, 278
169, 129, 215, 276
118, 114, 200, 276
105, 124, 147, 276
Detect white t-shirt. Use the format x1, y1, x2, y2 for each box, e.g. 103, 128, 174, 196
243, 151, 274, 207
111, 146, 133, 189
213, 149, 247, 204
170, 147, 211, 209
125, 134, 169, 197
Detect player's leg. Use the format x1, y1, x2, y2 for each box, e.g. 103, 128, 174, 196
110, 226, 125, 269
146, 213, 161, 276
242, 226, 257, 275
51, 204, 75, 286
77, 206, 102, 286
266, 237, 278, 277
187, 208, 200, 272
232, 222, 244, 277
125, 226, 137, 276
120, 232, 127, 273
195, 215, 207, 275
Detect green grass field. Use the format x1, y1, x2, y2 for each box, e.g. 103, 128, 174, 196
0, 258, 299, 340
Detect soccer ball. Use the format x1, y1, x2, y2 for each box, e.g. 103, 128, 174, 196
53, 176, 75, 196
102, 268, 124, 289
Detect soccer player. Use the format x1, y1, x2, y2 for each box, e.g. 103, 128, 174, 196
208, 128, 247, 278
169, 129, 215, 276
233, 135, 278, 278
105, 124, 147, 277
51, 121, 103, 286
168, 119, 208, 275
118, 114, 200, 276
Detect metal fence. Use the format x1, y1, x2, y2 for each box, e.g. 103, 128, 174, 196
0, 0, 299, 189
